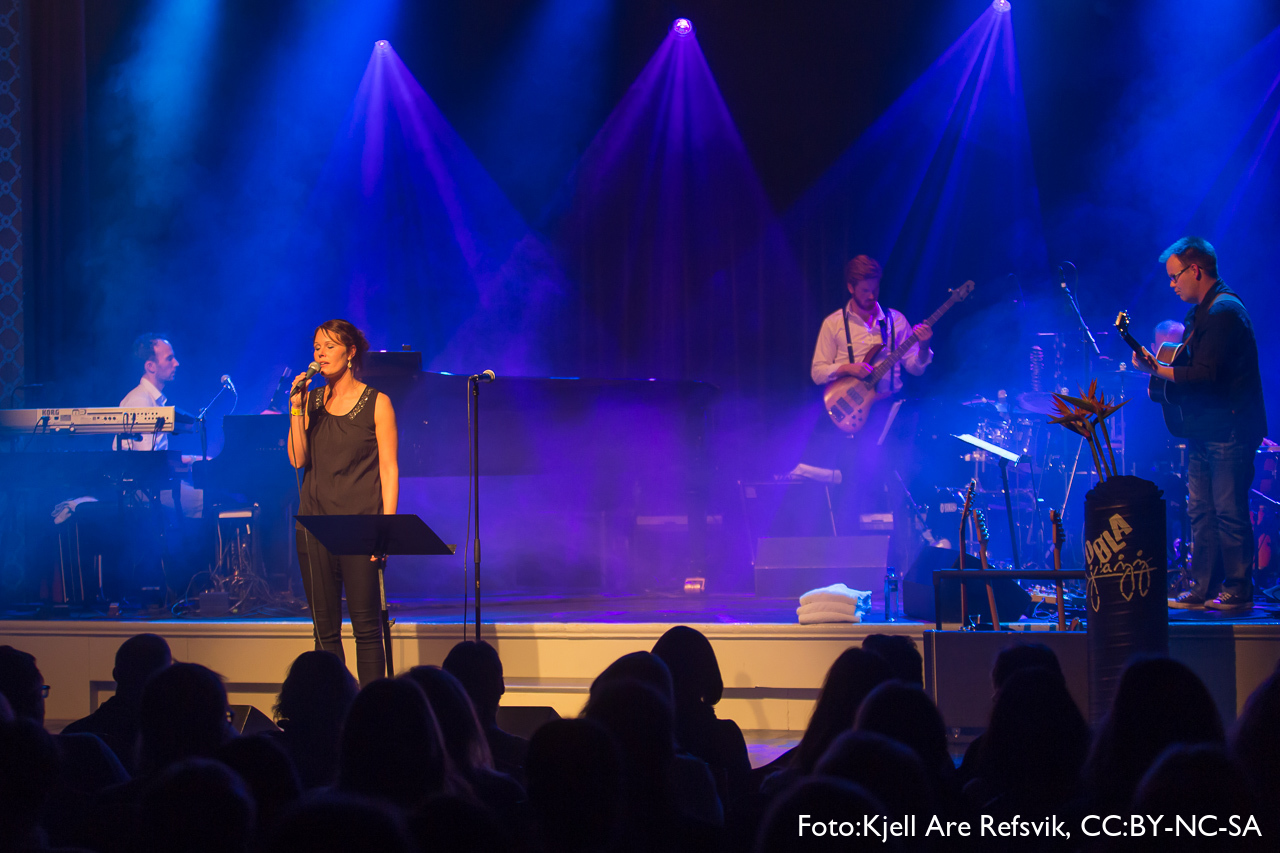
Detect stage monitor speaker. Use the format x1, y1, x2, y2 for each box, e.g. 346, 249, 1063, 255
495, 705, 561, 740
229, 704, 280, 735
901, 547, 1032, 624
753, 535, 889, 598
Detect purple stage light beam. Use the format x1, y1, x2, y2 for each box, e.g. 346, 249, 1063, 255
303, 40, 571, 375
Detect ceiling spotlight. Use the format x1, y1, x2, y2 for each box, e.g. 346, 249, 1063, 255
992, 0, 1011, 11
672, 18, 694, 37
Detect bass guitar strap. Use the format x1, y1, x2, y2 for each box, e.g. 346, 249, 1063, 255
841, 307, 856, 365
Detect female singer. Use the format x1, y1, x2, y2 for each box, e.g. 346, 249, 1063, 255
288, 319, 399, 686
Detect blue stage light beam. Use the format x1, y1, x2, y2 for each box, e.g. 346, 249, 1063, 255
105, 0, 222, 206
788, 4, 1045, 321
298, 41, 570, 376
471, 0, 615, 221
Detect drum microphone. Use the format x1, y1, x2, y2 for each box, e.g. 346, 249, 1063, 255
220, 375, 237, 394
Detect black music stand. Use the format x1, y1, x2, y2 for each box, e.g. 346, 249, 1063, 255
295, 514, 456, 678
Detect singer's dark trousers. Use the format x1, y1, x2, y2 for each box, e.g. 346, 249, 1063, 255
296, 529, 385, 686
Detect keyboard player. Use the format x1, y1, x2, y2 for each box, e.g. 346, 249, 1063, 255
121, 333, 203, 518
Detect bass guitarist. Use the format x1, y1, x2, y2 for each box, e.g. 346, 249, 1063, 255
810, 255, 933, 537
1131, 237, 1267, 612
811, 255, 934, 392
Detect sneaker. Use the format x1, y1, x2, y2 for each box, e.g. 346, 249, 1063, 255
1205, 592, 1252, 612
1168, 590, 1206, 609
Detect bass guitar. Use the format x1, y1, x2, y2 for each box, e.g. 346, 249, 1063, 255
823, 280, 975, 433
1114, 310, 1185, 435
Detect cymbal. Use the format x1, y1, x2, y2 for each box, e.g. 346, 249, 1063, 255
961, 396, 1010, 415
1013, 391, 1056, 416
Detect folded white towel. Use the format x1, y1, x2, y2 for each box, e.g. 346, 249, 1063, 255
796, 601, 860, 618
799, 583, 870, 607
798, 607, 862, 625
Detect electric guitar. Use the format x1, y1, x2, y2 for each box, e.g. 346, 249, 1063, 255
823, 280, 975, 433
1050, 508, 1066, 632
1114, 310, 1185, 435
975, 508, 1001, 628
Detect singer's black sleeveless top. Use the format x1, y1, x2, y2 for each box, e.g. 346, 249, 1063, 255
299, 384, 383, 517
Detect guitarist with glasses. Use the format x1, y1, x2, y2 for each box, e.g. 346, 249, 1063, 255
1130, 237, 1268, 612
810, 255, 934, 537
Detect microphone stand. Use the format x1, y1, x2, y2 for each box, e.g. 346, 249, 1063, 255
468, 374, 483, 640
1058, 261, 1100, 374
195, 385, 230, 462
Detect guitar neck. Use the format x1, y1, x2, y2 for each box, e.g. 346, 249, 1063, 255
867, 295, 954, 385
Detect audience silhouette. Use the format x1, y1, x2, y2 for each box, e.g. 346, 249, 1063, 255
268, 650, 358, 789
3, 629, 1273, 853
62, 634, 171, 774
442, 640, 528, 781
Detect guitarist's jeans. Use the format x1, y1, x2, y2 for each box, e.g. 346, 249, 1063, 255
1186, 433, 1259, 598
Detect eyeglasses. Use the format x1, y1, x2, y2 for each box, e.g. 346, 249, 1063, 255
1169, 264, 1195, 284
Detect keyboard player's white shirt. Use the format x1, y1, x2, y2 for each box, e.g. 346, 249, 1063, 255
118, 377, 168, 451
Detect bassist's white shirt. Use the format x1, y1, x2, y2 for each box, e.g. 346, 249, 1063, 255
810, 300, 932, 392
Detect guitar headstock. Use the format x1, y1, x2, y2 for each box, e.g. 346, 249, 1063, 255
960, 479, 977, 529
1051, 508, 1066, 548
1115, 310, 1131, 336
951, 280, 976, 302
975, 508, 990, 546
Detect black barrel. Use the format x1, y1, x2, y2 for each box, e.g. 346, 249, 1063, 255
1083, 475, 1168, 723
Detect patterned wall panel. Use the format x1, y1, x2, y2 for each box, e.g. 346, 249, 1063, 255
0, 0, 20, 406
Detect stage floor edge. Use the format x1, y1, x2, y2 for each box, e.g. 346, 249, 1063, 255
3, 617, 1278, 734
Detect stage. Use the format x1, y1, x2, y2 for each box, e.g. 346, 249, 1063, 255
4, 592, 1279, 745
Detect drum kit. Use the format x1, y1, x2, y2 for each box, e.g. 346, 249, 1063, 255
940, 335, 1147, 572
933, 340, 1278, 596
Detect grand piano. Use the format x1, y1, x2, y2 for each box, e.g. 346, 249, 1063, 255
195, 357, 719, 595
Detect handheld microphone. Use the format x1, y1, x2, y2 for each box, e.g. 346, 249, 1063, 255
220, 375, 237, 394
472, 370, 496, 383
294, 362, 321, 392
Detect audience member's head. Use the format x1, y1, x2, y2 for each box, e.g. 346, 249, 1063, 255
815, 730, 935, 818
1232, 667, 1280, 813
338, 677, 453, 809
755, 777, 889, 852
582, 679, 676, 806
401, 666, 493, 774
1086, 656, 1224, 809
526, 718, 622, 853
855, 681, 952, 782
652, 625, 724, 708
590, 651, 674, 704
1133, 745, 1263, 852
216, 734, 302, 837
409, 793, 507, 853
140, 758, 256, 853
0, 718, 60, 847
793, 647, 893, 773
979, 666, 1088, 808
113, 633, 172, 701
991, 642, 1063, 691
264, 792, 412, 853
273, 650, 358, 733
137, 662, 232, 775
442, 641, 505, 727
861, 634, 923, 687
0, 645, 45, 724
